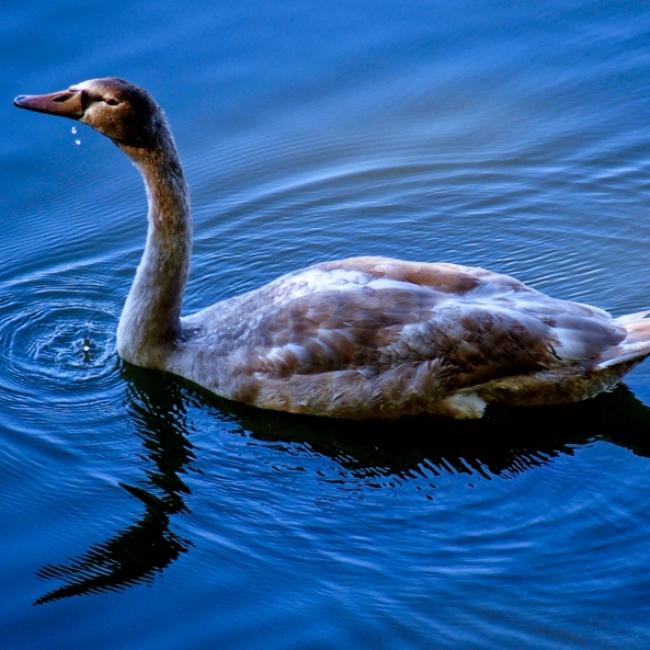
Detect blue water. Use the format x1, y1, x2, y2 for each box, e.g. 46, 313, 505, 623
2, 1, 650, 647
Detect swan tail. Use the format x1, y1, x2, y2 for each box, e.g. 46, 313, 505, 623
597, 311, 650, 370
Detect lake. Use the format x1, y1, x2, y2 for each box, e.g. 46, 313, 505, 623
2, 0, 650, 647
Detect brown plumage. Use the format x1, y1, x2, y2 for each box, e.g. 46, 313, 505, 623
14, 78, 650, 419
178, 255, 650, 418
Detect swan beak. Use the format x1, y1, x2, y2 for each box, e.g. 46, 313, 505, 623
13, 89, 84, 120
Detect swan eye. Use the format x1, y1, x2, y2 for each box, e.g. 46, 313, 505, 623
105, 98, 120, 106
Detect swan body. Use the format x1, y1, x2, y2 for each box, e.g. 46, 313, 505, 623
14, 77, 650, 419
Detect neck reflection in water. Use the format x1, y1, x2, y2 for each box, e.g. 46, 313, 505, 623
34, 368, 196, 606
34, 374, 650, 605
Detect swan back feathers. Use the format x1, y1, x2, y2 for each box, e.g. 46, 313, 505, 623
176, 256, 636, 417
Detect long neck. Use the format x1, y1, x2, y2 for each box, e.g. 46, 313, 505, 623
116, 130, 192, 368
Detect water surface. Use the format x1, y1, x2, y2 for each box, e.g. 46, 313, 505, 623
2, 1, 650, 647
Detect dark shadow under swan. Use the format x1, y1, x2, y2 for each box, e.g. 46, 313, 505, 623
33, 368, 650, 605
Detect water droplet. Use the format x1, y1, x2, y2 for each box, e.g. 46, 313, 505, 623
71, 126, 78, 134
75, 139, 81, 146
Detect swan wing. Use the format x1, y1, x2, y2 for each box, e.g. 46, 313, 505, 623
206, 256, 625, 388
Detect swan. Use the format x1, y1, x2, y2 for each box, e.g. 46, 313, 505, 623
13, 77, 650, 419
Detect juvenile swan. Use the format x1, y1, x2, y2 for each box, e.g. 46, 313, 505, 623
14, 78, 650, 419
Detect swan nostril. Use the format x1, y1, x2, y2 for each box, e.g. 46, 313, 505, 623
52, 93, 73, 103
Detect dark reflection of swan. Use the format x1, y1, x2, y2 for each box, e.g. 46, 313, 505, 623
34, 368, 196, 606
217, 383, 650, 481
34, 372, 650, 605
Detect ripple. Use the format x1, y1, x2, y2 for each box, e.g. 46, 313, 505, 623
0, 270, 121, 415
19, 306, 114, 380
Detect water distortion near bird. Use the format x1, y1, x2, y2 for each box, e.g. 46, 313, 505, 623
13, 78, 650, 419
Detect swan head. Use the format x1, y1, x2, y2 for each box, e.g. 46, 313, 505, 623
14, 77, 165, 150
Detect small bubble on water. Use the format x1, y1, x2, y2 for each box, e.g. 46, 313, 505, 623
71, 126, 78, 134
75, 139, 81, 146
